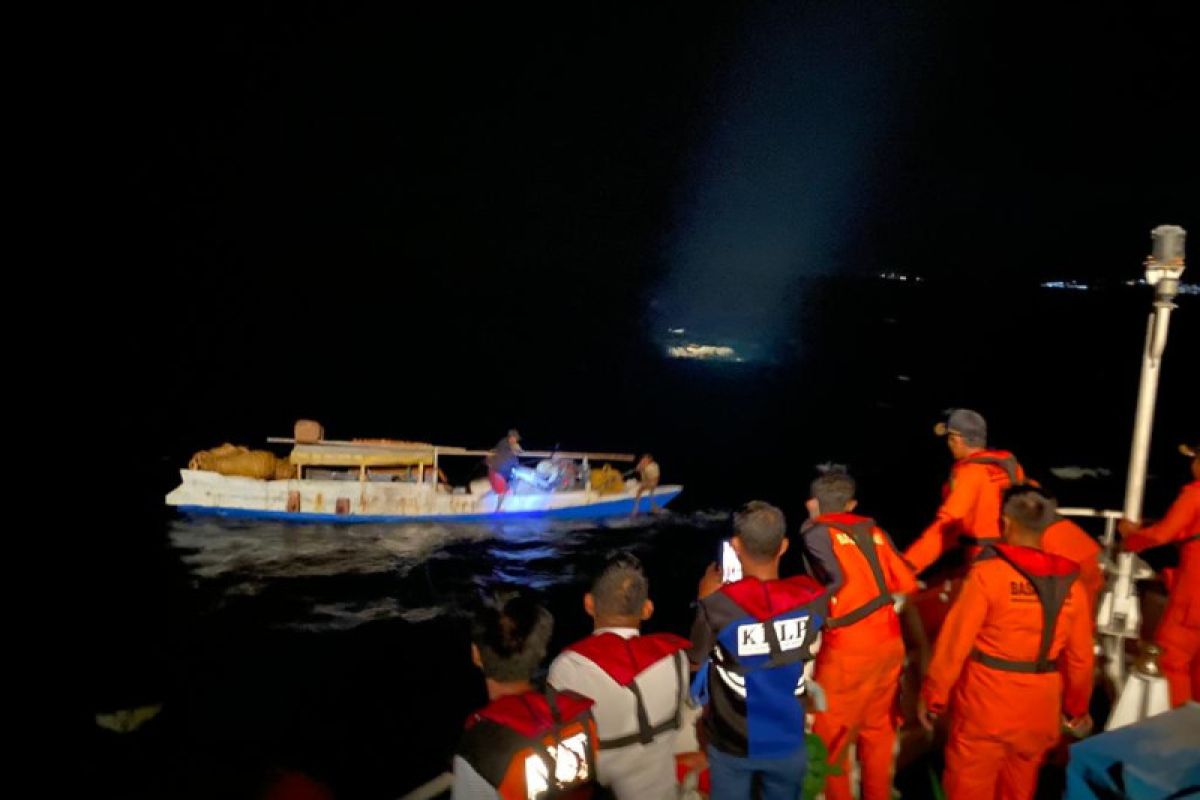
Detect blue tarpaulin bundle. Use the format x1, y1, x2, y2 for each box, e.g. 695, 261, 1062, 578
1067, 703, 1200, 799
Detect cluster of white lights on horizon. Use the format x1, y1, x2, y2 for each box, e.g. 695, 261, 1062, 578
877, 272, 924, 282
1041, 280, 1090, 291
1040, 278, 1200, 295
1121, 277, 1198, 295
666, 343, 740, 361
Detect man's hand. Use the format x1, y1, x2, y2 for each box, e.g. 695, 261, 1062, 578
917, 697, 937, 733
698, 563, 723, 599
1117, 518, 1141, 538
1063, 712, 1093, 739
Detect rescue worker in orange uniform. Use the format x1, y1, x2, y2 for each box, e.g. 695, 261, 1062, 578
905, 409, 1028, 575
919, 486, 1094, 800
1042, 511, 1104, 615
801, 468, 917, 800
1118, 440, 1200, 707
455, 591, 599, 800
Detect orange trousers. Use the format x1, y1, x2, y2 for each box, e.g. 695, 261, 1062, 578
813, 639, 904, 800
943, 727, 1045, 800
941, 665, 1062, 800
1156, 607, 1200, 707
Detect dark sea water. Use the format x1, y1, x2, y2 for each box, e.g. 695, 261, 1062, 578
87, 277, 1197, 799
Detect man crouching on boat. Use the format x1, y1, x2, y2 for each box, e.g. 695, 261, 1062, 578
487, 429, 523, 511
549, 553, 690, 799
632, 454, 661, 517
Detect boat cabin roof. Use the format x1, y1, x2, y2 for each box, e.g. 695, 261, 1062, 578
290, 442, 436, 467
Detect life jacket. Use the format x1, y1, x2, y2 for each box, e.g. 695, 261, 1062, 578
457, 688, 598, 800
954, 451, 1027, 547
691, 576, 827, 758
821, 517, 896, 629
971, 544, 1079, 674
561, 632, 690, 750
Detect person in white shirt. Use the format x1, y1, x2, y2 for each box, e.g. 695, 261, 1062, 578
548, 553, 690, 800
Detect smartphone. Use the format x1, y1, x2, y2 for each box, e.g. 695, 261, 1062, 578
719, 538, 743, 583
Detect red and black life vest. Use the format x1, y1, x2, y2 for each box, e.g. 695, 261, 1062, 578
562, 632, 690, 750
457, 688, 598, 800
972, 544, 1079, 674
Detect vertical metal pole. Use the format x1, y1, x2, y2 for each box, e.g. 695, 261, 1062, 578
1102, 225, 1187, 712
1122, 224, 1187, 521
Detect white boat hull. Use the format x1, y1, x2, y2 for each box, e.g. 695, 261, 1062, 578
166, 470, 682, 523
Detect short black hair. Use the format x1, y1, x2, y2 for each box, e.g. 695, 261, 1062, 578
590, 552, 649, 617
733, 500, 787, 558
811, 468, 856, 514
471, 590, 553, 682
1001, 485, 1058, 534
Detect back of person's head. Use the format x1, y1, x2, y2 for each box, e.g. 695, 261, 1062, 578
733, 500, 787, 559
471, 590, 553, 682
1001, 485, 1058, 536
589, 552, 650, 620
810, 467, 856, 514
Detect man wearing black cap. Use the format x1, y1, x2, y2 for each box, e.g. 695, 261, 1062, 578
1117, 439, 1200, 707
904, 409, 1028, 575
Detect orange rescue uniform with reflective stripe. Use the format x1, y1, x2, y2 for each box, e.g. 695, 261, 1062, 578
921, 546, 1094, 800
905, 450, 1026, 574
1122, 481, 1200, 706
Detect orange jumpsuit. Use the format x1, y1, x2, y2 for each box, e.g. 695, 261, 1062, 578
804, 512, 918, 800
1042, 517, 1103, 615
921, 545, 1094, 800
1122, 481, 1200, 706
905, 450, 1026, 574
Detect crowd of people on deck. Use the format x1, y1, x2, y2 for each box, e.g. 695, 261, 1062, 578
453, 410, 1200, 800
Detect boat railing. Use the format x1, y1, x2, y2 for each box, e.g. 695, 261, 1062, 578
1057, 506, 1122, 547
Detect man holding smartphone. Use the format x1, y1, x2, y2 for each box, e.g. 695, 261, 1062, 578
688, 501, 828, 799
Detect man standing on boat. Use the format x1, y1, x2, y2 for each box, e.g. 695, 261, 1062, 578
548, 553, 690, 799
1118, 439, 1200, 707
904, 409, 1028, 574
918, 487, 1094, 800
688, 501, 828, 800
801, 468, 917, 800
487, 429, 523, 511
1040, 501, 1104, 616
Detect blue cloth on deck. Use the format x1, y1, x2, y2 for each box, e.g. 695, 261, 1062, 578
1066, 703, 1200, 799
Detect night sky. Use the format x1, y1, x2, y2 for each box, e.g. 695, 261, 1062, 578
95, 1, 1196, 310
80, 0, 1197, 487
